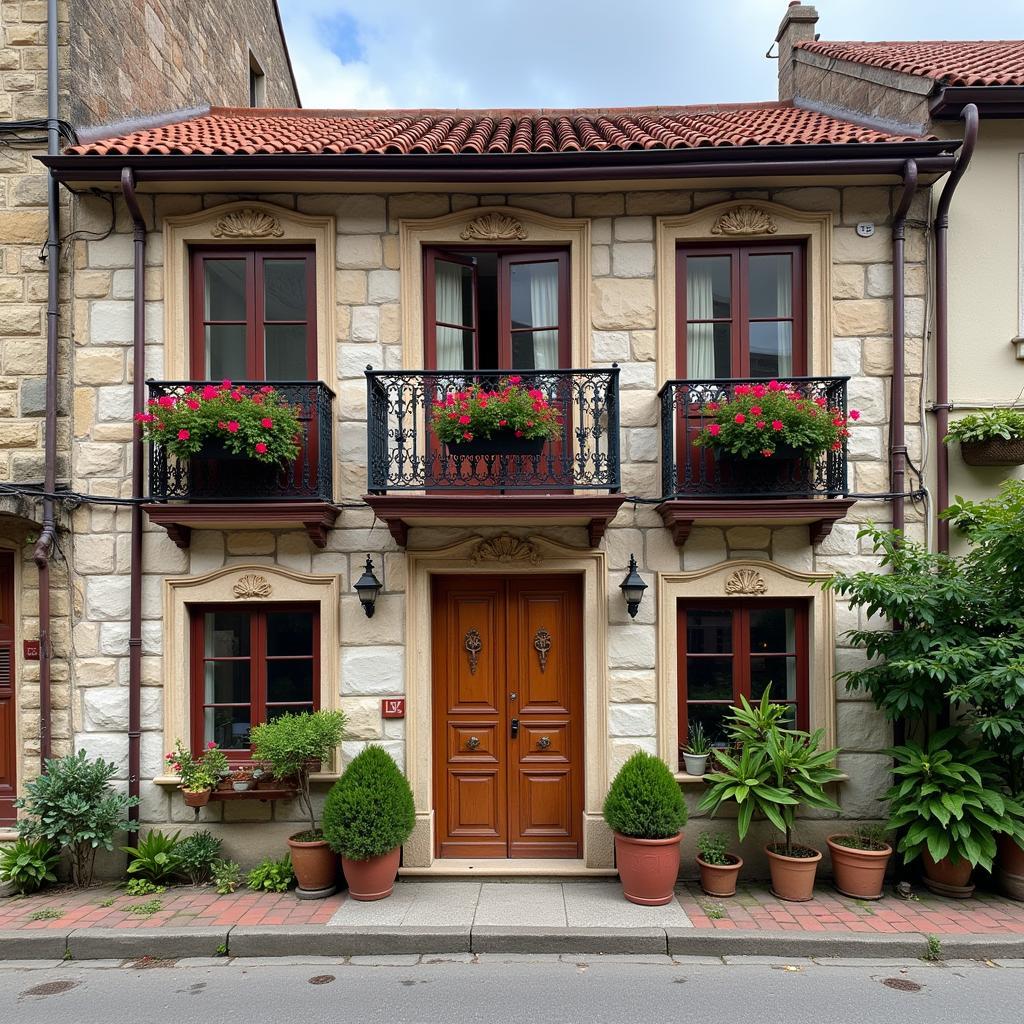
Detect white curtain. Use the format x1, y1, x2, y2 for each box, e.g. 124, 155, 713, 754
529, 263, 559, 370
435, 261, 466, 371
686, 264, 716, 378
776, 264, 793, 376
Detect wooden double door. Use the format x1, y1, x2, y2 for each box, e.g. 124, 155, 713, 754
431, 574, 583, 859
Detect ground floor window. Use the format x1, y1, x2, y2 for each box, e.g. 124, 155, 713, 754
189, 603, 319, 758
677, 599, 809, 762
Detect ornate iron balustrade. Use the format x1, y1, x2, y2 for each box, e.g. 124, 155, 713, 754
659, 376, 849, 500
146, 380, 335, 503
366, 368, 620, 493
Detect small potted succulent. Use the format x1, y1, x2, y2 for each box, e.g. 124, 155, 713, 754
322, 746, 416, 901
166, 739, 229, 807
681, 721, 713, 777
603, 751, 688, 906
695, 831, 743, 898
944, 409, 1024, 467
826, 825, 892, 900
231, 767, 255, 792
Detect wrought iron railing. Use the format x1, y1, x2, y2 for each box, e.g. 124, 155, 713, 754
366, 368, 620, 493
146, 380, 335, 502
659, 376, 849, 500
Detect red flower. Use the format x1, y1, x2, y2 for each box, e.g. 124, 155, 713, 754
761, 449, 773, 458
814, 396, 827, 407
260, 385, 274, 394
462, 432, 473, 441
157, 395, 175, 408
254, 442, 268, 454
226, 420, 240, 433
220, 380, 232, 390
708, 423, 721, 437
849, 409, 861, 420
186, 399, 200, 410
134, 412, 154, 423
752, 384, 767, 398
734, 384, 752, 395
771, 420, 783, 431
750, 405, 762, 416
207, 741, 217, 749
508, 375, 522, 385
734, 413, 746, 424
706, 401, 720, 411
458, 415, 471, 425
184, 386, 193, 394
515, 430, 523, 438
202, 385, 219, 400
756, 420, 766, 430
261, 417, 273, 428
177, 429, 190, 440
498, 419, 508, 427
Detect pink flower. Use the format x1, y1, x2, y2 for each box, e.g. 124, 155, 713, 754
202, 385, 219, 400
734, 413, 746, 424
254, 442, 268, 454
462, 432, 473, 441
705, 401, 719, 412
750, 405, 762, 417
184, 386, 194, 394
508, 375, 522, 385
814, 396, 827, 407
220, 380, 232, 390
260, 385, 274, 394
157, 395, 175, 408
771, 420, 783, 431
177, 429, 190, 440
458, 415, 471, 425
134, 412, 154, 423
226, 420, 240, 433
207, 741, 217, 749
752, 384, 767, 398
849, 409, 861, 420
261, 417, 273, 428
756, 420, 766, 430
734, 384, 752, 396
186, 399, 200, 410
708, 423, 721, 437
768, 380, 783, 392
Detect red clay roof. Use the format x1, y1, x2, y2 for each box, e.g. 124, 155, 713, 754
66, 103, 929, 157
797, 40, 1024, 88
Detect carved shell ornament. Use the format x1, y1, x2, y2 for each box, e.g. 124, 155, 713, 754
711, 206, 778, 236
724, 568, 768, 596
212, 208, 285, 239
232, 574, 273, 599
459, 213, 528, 241
469, 535, 541, 565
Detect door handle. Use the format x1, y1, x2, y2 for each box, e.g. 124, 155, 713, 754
510, 718, 519, 738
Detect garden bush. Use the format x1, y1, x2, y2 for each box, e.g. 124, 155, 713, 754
246, 854, 294, 892
602, 751, 687, 840
176, 830, 223, 885
0, 837, 60, 894
121, 829, 184, 883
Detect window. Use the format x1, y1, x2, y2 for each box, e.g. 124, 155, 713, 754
249, 53, 266, 107
676, 242, 805, 378
424, 247, 570, 370
189, 248, 316, 380
189, 604, 319, 758
677, 599, 809, 763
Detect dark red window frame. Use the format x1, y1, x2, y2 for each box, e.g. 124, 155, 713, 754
188, 602, 320, 760
676, 598, 810, 756
0, 550, 15, 825
675, 241, 807, 378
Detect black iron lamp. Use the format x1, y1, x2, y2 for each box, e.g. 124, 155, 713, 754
619, 554, 648, 619
354, 555, 382, 617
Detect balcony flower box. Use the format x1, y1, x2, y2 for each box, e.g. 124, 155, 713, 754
446, 433, 546, 457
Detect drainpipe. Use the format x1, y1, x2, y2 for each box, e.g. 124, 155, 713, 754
933, 104, 979, 553
890, 159, 919, 538
30, 0, 61, 768
121, 167, 146, 822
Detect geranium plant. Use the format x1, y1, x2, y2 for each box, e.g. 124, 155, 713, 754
165, 739, 229, 793
430, 375, 563, 445
693, 379, 859, 460
136, 381, 302, 464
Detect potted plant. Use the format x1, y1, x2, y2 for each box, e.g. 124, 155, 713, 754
166, 739, 228, 807
249, 709, 347, 898
826, 825, 892, 900
885, 728, 1024, 898
695, 831, 743, 897
603, 751, 688, 906
681, 721, 713, 777
231, 767, 255, 792
322, 746, 415, 901
429, 375, 563, 456
944, 409, 1024, 467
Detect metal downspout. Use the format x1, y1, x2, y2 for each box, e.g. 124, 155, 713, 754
934, 105, 980, 553
121, 168, 146, 821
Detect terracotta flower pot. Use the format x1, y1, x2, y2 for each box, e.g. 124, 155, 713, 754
342, 846, 401, 901
996, 834, 1024, 901
696, 853, 743, 897
181, 787, 211, 807
613, 832, 682, 906
766, 844, 821, 902
287, 834, 337, 896
827, 835, 892, 900
922, 850, 974, 898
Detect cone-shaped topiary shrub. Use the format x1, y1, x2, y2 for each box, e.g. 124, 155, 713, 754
603, 751, 687, 839
322, 746, 415, 862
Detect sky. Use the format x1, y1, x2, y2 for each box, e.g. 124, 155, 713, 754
277, 0, 1024, 111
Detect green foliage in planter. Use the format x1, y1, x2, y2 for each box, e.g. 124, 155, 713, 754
246, 855, 295, 893
121, 829, 184, 883
724, 691, 792, 747
322, 746, 415, 861
177, 830, 224, 886
14, 750, 139, 887
250, 710, 346, 835
886, 728, 1024, 872
0, 837, 60, 895
830, 824, 890, 852
944, 408, 1024, 445
683, 721, 712, 756
212, 859, 242, 895
696, 832, 731, 866
602, 751, 687, 840
429, 377, 563, 445
165, 739, 228, 793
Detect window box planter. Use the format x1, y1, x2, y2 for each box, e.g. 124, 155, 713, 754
960, 437, 1024, 467
715, 445, 812, 495
446, 433, 546, 457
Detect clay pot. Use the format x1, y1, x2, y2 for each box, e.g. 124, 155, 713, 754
827, 835, 892, 900
996, 835, 1024, 901
287, 834, 337, 896
922, 850, 974, 898
766, 844, 822, 902
181, 787, 211, 807
342, 846, 401, 901
696, 853, 743, 897
613, 832, 683, 906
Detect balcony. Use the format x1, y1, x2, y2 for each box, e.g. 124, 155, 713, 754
142, 380, 338, 548
363, 368, 624, 546
657, 376, 856, 545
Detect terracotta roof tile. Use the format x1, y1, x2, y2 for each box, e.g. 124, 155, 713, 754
797, 40, 1024, 88
65, 102, 930, 157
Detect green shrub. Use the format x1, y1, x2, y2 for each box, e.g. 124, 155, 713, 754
123, 878, 165, 896
212, 859, 242, 895
322, 746, 415, 861
177, 830, 223, 886
121, 829, 183, 883
696, 832, 731, 866
0, 837, 60, 894
14, 750, 139, 886
602, 751, 687, 840
246, 854, 294, 892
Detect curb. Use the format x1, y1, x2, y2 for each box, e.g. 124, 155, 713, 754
0, 929, 70, 959
472, 926, 667, 954
66, 927, 228, 960
228, 925, 472, 957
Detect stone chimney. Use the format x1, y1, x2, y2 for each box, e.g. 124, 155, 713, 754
775, 3, 819, 102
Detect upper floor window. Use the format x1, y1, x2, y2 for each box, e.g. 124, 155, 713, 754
676, 242, 805, 378
249, 53, 267, 107
424, 247, 570, 371
189, 248, 316, 380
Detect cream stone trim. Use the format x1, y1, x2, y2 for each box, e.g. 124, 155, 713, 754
403, 535, 609, 868
656, 560, 837, 770
161, 564, 342, 777
655, 199, 833, 385
399, 205, 592, 369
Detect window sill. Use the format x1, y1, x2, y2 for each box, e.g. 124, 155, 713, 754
674, 772, 849, 786
153, 772, 341, 788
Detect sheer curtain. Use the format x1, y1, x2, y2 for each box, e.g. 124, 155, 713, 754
529, 264, 559, 370
686, 265, 716, 377
435, 261, 466, 371
776, 268, 793, 376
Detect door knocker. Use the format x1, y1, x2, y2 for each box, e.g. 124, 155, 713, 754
533, 629, 552, 673
537, 736, 551, 750
466, 736, 481, 750
464, 628, 482, 675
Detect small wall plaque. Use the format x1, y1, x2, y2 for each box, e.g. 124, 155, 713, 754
381, 698, 406, 719
23, 639, 40, 661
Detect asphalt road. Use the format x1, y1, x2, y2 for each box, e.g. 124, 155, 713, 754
2, 954, 1022, 1023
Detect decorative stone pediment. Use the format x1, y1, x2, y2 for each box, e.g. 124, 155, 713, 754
460, 213, 528, 241
710, 205, 777, 236
469, 534, 540, 565
232, 573, 273, 599
724, 568, 768, 595
212, 208, 285, 239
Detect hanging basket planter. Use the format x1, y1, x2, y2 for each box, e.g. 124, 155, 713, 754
960, 437, 1024, 467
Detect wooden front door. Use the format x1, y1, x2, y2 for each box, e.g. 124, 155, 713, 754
0, 551, 16, 826
431, 574, 583, 859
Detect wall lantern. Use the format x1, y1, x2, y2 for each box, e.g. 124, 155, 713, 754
619, 554, 648, 619
354, 555, 382, 617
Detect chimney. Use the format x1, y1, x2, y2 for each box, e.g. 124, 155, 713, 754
775, 3, 819, 102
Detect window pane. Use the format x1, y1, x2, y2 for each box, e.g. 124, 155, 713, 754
750, 656, 797, 702
204, 706, 251, 750
206, 324, 247, 379
686, 704, 732, 748
264, 260, 307, 321
264, 324, 311, 378
204, 660, 251, 705
686, 610, 732, 654
749, 608, 796, 654
266, 612, 313, 656
686, 256, 731, 319
436, 327, 475, 371
511, 329, 559, 371
204, 612, 250, 657
267, 659, 314, 704
204, 260, 246, 321
748, 321, 793, 378
686, 322, 731, 378
685, 657, 733, 700
435, 260, 474, 328
266, 704, 314, 722
510, 261, 559, 330
748, 254, 793, 318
